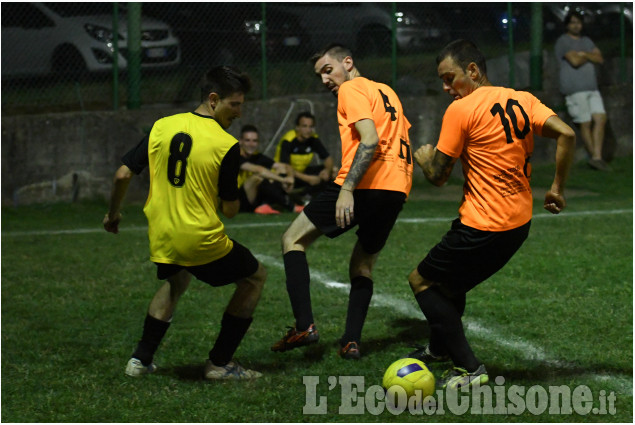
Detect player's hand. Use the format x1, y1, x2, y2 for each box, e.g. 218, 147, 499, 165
318, 168, 331, 182
103, 212, 122, 234
543, 190, 566, 214
414, 144, 435, 169
335, 189, 354, 229
281, 175, 295, 192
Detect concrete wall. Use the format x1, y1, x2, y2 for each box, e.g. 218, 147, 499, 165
2, 53, 632, 206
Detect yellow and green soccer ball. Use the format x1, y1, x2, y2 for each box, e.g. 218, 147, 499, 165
382, 358, 435, 404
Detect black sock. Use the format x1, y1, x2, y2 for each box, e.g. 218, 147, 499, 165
132, 314, 171, 366
208, 312, 253, 367
340, 276, 373, 345
283, 251, 313, 331
415, 287, 480, 371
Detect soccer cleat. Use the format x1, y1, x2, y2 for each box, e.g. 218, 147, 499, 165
338, 341, 361, 360
254, 204, 281, 215
271, 324, 320, 352
406, 344, 450, 363
439, 364, 489, 390
293, 204, 305, 213
204, 359, 262, 380
125, 358, 157, 377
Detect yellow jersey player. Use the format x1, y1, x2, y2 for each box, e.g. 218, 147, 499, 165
103, 66, 266, 380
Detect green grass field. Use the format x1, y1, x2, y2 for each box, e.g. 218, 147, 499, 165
2, 157, 633, 422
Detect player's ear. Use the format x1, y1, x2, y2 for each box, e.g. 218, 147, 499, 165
208, 92, 220, 110
466, 62, 480, 81
343, 56, 354, 72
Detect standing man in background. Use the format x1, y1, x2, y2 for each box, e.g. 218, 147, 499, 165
555, 11, 609, 171
271, 44, 413, 360
103, 66, 266, 380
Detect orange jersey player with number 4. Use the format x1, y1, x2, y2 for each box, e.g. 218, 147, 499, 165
407, 40, 576, 390
271, 43, 413, 360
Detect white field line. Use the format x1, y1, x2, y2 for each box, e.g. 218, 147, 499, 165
256, 253, 633, 396
2, 208, 632, 238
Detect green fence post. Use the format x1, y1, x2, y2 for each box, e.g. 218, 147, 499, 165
530, 3, 543, 90
127, 2, 142, 110
507, 2, 515, 88
261, 2, 268, 101
112, 2, 119, 111
391, 2, 397, 88
620, 3, 627, 83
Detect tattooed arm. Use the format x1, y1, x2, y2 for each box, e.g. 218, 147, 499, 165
413, 145, 458, 187
336, 119, 379, 228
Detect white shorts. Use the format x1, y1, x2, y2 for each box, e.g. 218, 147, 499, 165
565, 91, 606, 123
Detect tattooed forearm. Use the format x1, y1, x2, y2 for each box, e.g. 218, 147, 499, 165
422, 151, 456, 187
341, 143, 377, 191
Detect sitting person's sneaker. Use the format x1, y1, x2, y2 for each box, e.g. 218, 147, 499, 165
338, 341, 361, 360
439, 364, 489, 390
271, 324, 319, 352
125, 358, 157, 377
406, 344, 450, 363
204, 359, 262, 380
254, 204, 281, 215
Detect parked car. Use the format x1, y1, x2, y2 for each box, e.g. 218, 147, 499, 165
142, 3, 308, 67
1, 2, 180, 78
267, 3, 450, 56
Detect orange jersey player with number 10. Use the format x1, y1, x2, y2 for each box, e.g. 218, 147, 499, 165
271, 43, 413, 360
406, 39, 576, 390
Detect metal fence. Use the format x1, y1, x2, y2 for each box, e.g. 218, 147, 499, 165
2, 2, 632, 115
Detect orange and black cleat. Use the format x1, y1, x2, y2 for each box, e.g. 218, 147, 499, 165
271, 324, 319, 352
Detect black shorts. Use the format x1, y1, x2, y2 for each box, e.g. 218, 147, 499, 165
418, 218, 531, 294
155, 240, 259, 286
303, 182, 406, 255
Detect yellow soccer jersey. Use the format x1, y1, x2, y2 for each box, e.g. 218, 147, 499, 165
139, 112, 239, 266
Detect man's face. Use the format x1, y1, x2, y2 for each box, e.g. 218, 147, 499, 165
214, 92, 245, 129
239, 131, 259, 156
314, 53, 350, 96
437, 56, 476, 101
566, 16, 583, 37
295, 117, 315, 141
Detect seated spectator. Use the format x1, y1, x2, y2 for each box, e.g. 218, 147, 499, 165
238, 125, 303, 214
274, 112, 334, 203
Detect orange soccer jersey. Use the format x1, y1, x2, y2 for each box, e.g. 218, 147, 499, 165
334, 77, 413, 195
437, 86, 556, 231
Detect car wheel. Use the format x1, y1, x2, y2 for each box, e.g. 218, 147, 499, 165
357, 25, 391, 57
52, 45, 88, 80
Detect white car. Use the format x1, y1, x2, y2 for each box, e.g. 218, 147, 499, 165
1, 2, 180, 78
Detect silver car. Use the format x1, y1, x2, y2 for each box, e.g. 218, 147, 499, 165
1, 2, 180, 78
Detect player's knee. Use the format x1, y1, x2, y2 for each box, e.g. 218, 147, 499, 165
250, 262, 267, 290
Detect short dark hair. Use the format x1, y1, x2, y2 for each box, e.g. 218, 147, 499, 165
295, 111, 315, 126
564, 11, 584, 27
240, 124, 259, 138
200, 66, 251, 102
436, 39, 487, 75
310, 43, 353, 66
